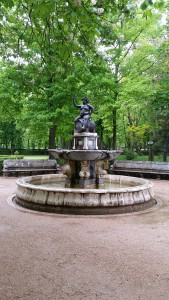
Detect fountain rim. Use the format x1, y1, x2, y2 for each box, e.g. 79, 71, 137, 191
48, 149, 123, 160
48, 149, 123, 154
16, 174, 153, 194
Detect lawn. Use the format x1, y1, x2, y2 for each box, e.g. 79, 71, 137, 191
24, 155, 49, 160
117, 154, 168, 162
23, 154, 168, 162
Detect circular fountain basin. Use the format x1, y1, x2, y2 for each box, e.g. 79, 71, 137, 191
15, 174, 155, 215
48, 149, 122, 161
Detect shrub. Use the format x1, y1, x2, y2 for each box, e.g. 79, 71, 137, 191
14, 150, 20, 156
124, 149, 137, 160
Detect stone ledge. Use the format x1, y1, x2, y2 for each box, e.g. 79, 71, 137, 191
112, 160, 169, 171
3, 159, 59, 177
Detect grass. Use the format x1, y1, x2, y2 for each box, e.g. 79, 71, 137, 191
117, 154, 168, 162
22, 154, 169, 162
24, 155, 49, 160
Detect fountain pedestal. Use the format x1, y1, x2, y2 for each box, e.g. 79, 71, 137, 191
60, 113, 108, 188
73, 132, 98, 150
65, 160, 104, 188
49, 110, 122, 188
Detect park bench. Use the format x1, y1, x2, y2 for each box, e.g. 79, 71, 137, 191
3, 159, 60, 177
110, 160, 169, 179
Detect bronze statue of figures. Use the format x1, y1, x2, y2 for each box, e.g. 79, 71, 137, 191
73, 96, 95, 133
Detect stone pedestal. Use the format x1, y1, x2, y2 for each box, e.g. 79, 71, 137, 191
64, 159, 105, 189
73, 133, 98, 150
66, 131, 104, 188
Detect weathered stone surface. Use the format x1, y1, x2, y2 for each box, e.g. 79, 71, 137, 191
100, 193, 110, 206
3, 159, 57, 169
63, 192, 84, 206
122, 192, 135, 205
83, 193, 100, 206
113, 160, 169, 171
49, 149, 122, 162
32, 190, 47, 204
16, 174, 154, 214
109, 193, 119, 206
3, 159, 59, 177
47, 192, 64, 205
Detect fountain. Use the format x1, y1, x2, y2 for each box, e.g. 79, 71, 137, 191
15, 97, 155, 214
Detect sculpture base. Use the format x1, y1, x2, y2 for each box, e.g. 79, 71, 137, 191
65, 160, 105, 189
65, 177, 104, 189
73, 132, 98, 150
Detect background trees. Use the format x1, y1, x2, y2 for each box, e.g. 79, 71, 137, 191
0, 0, 168, 158
150, 16, 169, 159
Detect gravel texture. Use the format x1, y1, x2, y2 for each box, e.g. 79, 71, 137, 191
0, 176, 169, 300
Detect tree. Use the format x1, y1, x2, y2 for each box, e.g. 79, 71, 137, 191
0, 0, 167, 153
0, 0, 103, 152
97, 6, 164, 149
150, 16, 169, 159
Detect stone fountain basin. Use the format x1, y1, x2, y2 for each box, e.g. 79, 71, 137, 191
49, 149, 122, 161
15, 174, 155, 215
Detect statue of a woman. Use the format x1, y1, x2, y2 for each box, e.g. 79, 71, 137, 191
73, 97, 94, 126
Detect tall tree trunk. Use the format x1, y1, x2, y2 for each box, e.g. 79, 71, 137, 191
49, 125, 57, 159
112, 62, 119, 150
99, 122, 104, 149
112, 107, 117, 149
163, 133, 169, 162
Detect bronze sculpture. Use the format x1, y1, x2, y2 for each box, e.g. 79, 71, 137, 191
73, 97, 95, 133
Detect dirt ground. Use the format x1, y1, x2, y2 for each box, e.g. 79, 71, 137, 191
0, 176, 169, 300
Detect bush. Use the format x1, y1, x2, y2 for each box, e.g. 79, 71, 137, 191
14, 150, 20, 155
124, 149, 137, 160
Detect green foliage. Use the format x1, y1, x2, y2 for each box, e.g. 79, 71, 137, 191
116, 154, 168, 162
14, 150, 19, 155
140, 0, 164, 10
124, 149, 137, 160
0, 0, 14, 8
0, 0, 167, 151
0, 155, 23, 159
0, 62, 23, 122
0, 120, 24, 150
126, 123, 151, 153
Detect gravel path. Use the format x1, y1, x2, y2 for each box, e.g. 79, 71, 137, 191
0, 177, 169, 300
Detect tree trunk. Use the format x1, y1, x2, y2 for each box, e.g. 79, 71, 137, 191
163, 133, 169, 162
49, 125, 57, 159
112, 62, 119, 150
112, 107, 117, 149
100, 124, 104, 149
